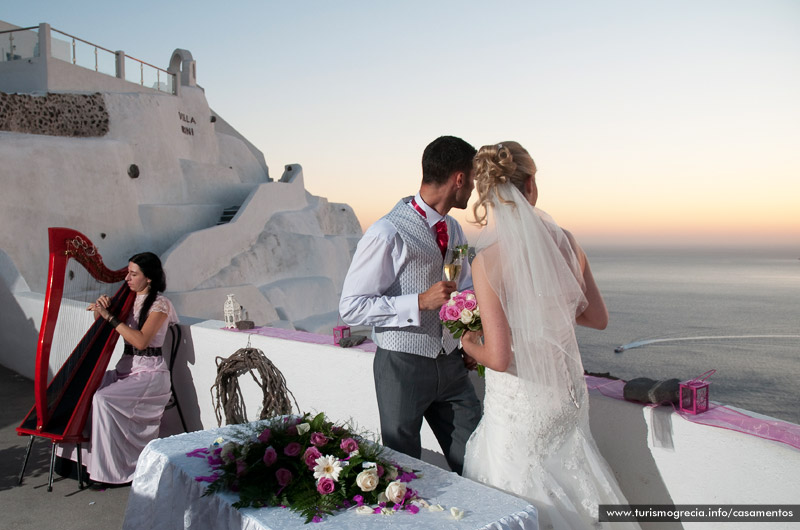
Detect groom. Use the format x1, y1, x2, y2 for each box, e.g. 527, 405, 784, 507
339, 135, 481, 475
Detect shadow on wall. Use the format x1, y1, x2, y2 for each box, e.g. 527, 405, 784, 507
159, 324, 204, 436
0, 253, 40, 377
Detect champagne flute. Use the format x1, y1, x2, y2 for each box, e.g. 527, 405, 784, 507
443, 247, 463, 282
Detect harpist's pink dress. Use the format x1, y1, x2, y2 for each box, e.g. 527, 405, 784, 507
59, 293, 179, 484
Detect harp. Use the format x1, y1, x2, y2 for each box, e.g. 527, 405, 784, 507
16, 227, 135, 491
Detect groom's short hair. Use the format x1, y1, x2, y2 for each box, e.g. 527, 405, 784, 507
421, 136, 476, 185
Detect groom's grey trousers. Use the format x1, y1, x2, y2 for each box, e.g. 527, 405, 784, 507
373, 346, 481, 475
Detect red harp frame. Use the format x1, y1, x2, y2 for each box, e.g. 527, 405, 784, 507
17, 227, 135, 443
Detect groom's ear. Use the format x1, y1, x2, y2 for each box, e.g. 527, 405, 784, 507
453, 171, 466, 188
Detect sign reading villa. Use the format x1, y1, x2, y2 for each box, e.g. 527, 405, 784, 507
179, 111, 196, 136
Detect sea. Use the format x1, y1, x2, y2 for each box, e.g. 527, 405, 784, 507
575, 245, 800, 425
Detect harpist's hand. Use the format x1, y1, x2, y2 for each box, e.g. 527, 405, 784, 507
87, 295, 111, 319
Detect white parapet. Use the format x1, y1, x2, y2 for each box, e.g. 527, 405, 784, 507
2, 291, 798, 530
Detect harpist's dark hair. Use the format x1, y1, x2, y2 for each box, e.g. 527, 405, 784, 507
129, 252, 166, 329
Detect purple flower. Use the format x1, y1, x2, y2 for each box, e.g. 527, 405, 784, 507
257, 428, 271, 443
236, 459, 247, 476
263, 446, 277, 467
312, 515, 322, 523
339, 437, 359, 453
194, 474, 219, 483
376, 465, 385, 477
310, 432, 329, 447
316, 477, 335, 495
397, 470, 417, 482
186, 448, 209, 458
284, 442, 301, 457
287, 425, 298, 436
406, 504, 420, 514
276, 468, 292, 487
353, 495, 364, 507
303, 446, 322, 470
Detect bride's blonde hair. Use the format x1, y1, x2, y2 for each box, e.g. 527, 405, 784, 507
472, 141, 536, 226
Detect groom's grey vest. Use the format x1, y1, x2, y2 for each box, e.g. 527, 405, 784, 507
374, 198, 459, 358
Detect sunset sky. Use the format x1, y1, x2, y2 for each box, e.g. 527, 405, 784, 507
6, 1, 799, 246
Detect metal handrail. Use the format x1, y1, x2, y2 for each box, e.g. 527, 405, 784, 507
0, 26, 38, 34
49, 27, 175, 94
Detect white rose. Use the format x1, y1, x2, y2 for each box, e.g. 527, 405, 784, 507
220, 442, 237, 463
465, 293, 476, 301
380, 507, 394, 515
451, 507, 465, 520
356, 469, 379, 492
296, 422, 310, 435
459, 309, 474, 324
355, 506, 373, 515
384, 480, 407, 504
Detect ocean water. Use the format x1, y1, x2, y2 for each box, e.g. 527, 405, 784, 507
576, 245, 800, 425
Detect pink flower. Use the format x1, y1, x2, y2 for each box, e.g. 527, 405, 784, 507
236, 459, 247, 476
353, 495, 364, 506
445, 305, 462, 321
287, 425, 298, 436
284, 442, 301, 457
339, 437, 359, 453
263, 446, 277, 467
310, 432, 329, 447
257, 428, 271, 443
303, 446, 322, 470
275, 468, 292, 487
316, 477, 335, 495
463, 298, 477, 310
407, 504, 420, 514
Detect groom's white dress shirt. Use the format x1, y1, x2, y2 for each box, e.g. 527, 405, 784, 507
339, 192, 473, 335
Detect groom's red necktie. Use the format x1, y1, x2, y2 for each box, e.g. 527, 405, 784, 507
411, 198, 448, 258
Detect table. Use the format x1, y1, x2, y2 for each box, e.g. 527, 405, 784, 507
122, 423, 538, 530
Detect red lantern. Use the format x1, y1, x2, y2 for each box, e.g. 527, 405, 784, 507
679, 369, 715, 414
333, 325, 350, 346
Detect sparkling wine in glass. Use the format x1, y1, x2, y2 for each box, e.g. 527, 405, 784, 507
443, 248, 464, 282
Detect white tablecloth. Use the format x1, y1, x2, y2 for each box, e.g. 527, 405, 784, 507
122, 423, 538, 530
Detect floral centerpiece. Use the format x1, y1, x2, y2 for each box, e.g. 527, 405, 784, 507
187, 413, 423, 523
439, 289, 485, 376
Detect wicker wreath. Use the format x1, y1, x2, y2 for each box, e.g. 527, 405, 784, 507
211, 346, 298, 426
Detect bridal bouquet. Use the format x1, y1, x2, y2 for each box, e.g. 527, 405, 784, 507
439, 290, 485, 376
188, 413, 422, 523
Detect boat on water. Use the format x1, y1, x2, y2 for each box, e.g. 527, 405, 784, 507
1, 21, 798, 530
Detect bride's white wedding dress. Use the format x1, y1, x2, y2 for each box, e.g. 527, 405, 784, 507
462, 184, 639, 530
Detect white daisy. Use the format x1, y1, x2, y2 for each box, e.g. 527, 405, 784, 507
313, 455, 342, 482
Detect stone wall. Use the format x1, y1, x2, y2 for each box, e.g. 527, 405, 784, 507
0, 91, 109, 137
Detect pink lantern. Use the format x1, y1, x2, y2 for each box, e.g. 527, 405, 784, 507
679, 369, 715, 415
333, 325, 350, 346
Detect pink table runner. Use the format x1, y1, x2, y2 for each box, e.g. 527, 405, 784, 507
585, 375, 800, 451
223, 326, 378, 353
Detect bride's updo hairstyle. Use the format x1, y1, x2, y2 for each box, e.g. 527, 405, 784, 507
472, 141, 536, 226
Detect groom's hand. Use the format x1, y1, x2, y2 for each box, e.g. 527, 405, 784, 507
418, 281, 456, 311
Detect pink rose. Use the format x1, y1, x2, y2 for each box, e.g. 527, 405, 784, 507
439, 304, 448, 320
286, 425, 298, 436
284, 442, 301, 457
310, 432, 329, 447
303, 446, 322, 470
445, 305, 462, 321
463, 298, 477, 311
257, 428, 271, 443
316, 477, 336, 495
340, 437, 359, 454
454, 297, 466, 310
262, 446, 277, 467
275, 468, 292, 487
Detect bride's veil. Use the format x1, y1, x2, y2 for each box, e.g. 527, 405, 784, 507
475, 183, 589, 407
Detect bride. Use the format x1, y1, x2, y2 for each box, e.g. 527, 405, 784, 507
460, 142, 640, 529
